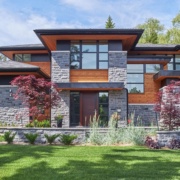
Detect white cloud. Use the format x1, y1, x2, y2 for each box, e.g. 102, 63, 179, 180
60, 0, 100, 11
0, 5, 85, 46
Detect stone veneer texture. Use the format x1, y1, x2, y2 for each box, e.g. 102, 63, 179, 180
0, 128, 110, 144
51, 51, 70, 127
108, 51, 127, 83
109, 89, 127, 127
51, 51, 70, 83
51, 91, 70, 128
157, 131, 180, 147
0, 86, 29, 126
128, 104, 159, 126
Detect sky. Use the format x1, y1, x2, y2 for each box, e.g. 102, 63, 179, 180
0, 0, 179, 46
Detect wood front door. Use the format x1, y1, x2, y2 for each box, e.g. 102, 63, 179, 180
81, 92, 98, 126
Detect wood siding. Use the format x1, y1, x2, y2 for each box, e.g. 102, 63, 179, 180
70, 70, 108, 82
128, 74, 160, 103
25, 62, 51, 76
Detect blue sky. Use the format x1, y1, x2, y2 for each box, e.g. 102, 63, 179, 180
0, 0, 179, 46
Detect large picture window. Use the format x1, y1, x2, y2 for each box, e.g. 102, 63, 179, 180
70, 41, 108, 69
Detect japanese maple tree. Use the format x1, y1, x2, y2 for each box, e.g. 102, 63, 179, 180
11, 75, 60, 120
154, 80, 180, 130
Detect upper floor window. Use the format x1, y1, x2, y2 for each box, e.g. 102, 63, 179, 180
15, 54, 31, 62
145, 64, 160, 73
127, 64, 144, 93
70, 41, 108, 69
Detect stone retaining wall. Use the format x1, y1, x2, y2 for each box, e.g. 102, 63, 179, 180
0, 128, 109, 144
157, 131, 180, 147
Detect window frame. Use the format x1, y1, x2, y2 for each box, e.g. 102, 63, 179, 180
70, 40, 108, 69
127, 64, 145, 94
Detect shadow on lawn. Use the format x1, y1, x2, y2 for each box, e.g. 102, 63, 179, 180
1, 146, 179, 180
0, 145, 67, 168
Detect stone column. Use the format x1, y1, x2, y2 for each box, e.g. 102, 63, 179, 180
108, 51, 127, 127
108, 51, 127, 84
51, 51, 70, 128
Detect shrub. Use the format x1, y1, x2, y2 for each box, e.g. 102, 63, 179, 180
25, 120, 51, 128
24, 133, 38, 144
88, 113, 103, 145
4, 131, 16, 144
0, 135, 4, 142
145, 136, 160, 149
44, 134, 59, 145
60, 134, 77, 145
169, 138, 180, 149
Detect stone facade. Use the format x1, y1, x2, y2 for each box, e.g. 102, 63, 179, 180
128, 104, 159, 126
157, 131, 180, 147
109, 89, 127, 127
51, 51, 70, 83
51, 91, 70, 128
108, 51, 127, 83
0, 86, 29, 126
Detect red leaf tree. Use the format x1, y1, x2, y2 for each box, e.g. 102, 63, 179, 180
11, 75, 60, 121
154, 80, 180, 130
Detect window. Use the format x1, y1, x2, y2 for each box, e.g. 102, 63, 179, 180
167, 55, 180, 70
99, 92, 109, 127
127, 64, 144, 93
70, 41, 108, 69
146, 64, 160, 73
15, 54, 31, 62
175, 55, 180, 70
168, 57, 174, 70
70, 92, 80, 126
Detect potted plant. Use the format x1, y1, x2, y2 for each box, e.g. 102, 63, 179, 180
55, 115, 63, 127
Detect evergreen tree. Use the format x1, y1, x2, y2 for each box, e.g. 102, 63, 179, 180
105, 16, 115, 29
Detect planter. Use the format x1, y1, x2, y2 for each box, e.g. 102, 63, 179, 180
57, 120, 62, 128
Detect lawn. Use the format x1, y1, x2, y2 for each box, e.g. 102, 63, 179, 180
0, 145, 179, 180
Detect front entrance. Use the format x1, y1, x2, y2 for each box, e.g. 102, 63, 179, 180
70, 92, 109, 127
81, 92, 98, 126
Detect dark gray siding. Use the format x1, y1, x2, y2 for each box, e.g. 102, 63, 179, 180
108, 40, 122, 51
56, 40, 71, 51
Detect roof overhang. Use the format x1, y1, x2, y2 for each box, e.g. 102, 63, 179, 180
129, 45, 180, 55
56, 82, 124, 90
127, 55, 172, 65
34, 29, 144, 51
0, 45, 48, 59
153, 70, 180, 82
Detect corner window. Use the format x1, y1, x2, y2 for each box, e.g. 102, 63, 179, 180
146, 64, 160, 73
70, 41, 108, 69
15, 54, 31, 62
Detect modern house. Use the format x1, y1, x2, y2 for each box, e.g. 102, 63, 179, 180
0, 29, 180, 128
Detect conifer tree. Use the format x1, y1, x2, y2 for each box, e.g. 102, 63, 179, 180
105, 16, 115, 29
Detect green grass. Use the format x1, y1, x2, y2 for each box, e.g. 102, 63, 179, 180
0, 145, 179, 180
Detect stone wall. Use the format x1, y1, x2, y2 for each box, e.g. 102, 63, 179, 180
51, 51, 70, 127
108, 51, 127, 83
157, 131, 180, 147
0, 128, 110, 144
109, 89, 127, 127
51, 91, 70, 128
0, 86, 29, 126
128, 104, 159, 126
51, 51, 70, 83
